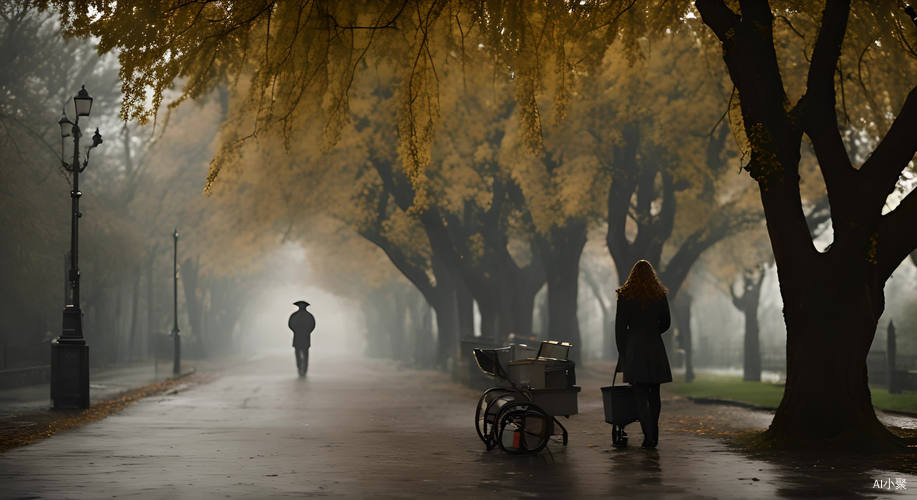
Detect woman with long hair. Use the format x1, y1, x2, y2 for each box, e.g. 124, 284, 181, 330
615, 259, 672, 448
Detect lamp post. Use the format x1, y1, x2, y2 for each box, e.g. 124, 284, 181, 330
172, 228, 181, 375
51, 85, 103, 409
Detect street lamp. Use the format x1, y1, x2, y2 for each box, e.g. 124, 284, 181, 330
51, 85, 103, 410
172, 228, 181, 375
74, 86, 93, 117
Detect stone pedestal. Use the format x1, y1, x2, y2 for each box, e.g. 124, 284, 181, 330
51, 340, 89, 409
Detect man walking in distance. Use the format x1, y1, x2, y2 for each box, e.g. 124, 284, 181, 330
288, 301, 316, 377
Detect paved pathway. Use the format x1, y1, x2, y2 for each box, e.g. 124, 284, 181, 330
0, 360, 198, 419
0, 354, 914, 499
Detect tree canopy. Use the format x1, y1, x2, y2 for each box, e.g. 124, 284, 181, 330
35, 0, 917, 449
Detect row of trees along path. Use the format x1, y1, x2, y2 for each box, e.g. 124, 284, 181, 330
41, 0, 917, 450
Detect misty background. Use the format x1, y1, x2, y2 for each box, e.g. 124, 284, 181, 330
2, 5, 916, 384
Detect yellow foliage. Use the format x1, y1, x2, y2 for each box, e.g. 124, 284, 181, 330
37, 0, 917, 297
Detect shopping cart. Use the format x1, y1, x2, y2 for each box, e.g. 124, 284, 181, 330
472, 341, 580, 454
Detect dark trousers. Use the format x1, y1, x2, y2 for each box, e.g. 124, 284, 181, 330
633, 383, 661, 445
295, 347, 310, 376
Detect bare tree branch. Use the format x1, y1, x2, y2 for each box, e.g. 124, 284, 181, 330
695, 0, 739, 42
799, 0, 855, 204
877, 186, 917, 281
663, 202, 760, 296
862, 85, 917, 206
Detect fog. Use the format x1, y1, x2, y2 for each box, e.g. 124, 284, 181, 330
234, 244, 365, 358
1, 4, 915, 389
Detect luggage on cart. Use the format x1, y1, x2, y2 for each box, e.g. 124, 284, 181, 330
473, 343, 537, 379
506, 357, 576, 390
472, 340, 579, 454
601, 367, 638, 447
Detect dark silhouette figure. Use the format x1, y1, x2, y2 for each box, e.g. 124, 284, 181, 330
289, 301, 316, 377
615, 260, 672, 448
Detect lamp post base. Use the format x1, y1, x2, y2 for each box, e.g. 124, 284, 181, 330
51, 340, 89, 409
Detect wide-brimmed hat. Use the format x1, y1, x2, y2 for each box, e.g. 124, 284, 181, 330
293, 300, 310, 307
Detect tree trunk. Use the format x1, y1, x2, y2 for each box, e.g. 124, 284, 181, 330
390, 289, 408, 362
93, 288, 116, 366
478, 276, 531, 347
764, 264, 899, 450
429, 257, 461, 368
114, 284, 124, 362
673, 292, 694, 383
887, 321, 899, 394
477, 297, 503, 342
363, 300, 388, 358
412, 297, 434, 368
582, 270, 614, 361
365, 290, 405, 360
145, 246, 157, 360
423, 300, 436, 367
509, 276, 539, 341
540, 223, 587, 362
742, 288, 762, 383
732, 267, 765, 382
128, 264, 141, 361
603, 310, 614, 362
695, 0, 916, 451
546, 269, 581, 362
431, 287, 458, 369
180, 257, 204, 357
456, 281, 474, 342
200, 288, 210, 356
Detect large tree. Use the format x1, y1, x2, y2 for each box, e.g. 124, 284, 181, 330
584, 32, 763, 371
694, 0, 917, 449
707, 197, 830, 383
592, 31, 759, 299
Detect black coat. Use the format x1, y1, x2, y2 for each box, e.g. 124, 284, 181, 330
615, 295, 672, 384
288, 309, 316, 348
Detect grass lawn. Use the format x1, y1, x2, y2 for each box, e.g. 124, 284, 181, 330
870, 388, 917, 414
670, 373, 917, 414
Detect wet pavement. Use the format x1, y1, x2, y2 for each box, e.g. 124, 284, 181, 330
0, 354, 915, 499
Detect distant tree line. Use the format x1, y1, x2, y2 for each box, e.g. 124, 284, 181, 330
0, 6, 256, 369
27, 0, 917, 450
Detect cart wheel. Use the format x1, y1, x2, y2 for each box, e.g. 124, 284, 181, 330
495, 403, 551, 454
475, 388, 514, 449
553, 417, 568, 446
